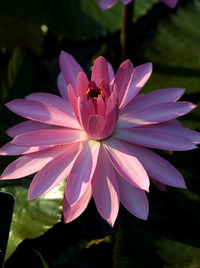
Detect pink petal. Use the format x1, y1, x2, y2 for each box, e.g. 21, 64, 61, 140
119, 101, 196, 128
115, 127, 197, 151
12, 129, 88, 147
1, 145, 70, 180
91, 56, 110, 89
26, 92, 73, 115
0, 141, 51, 155
121, 63, 152, 109
87, 114, 107, 140
92, 146, 120, 226
103, 137, 149, 191
59, 51, 83, 92
97, 97, 105, 117
156, 121, 200, 145
161, 0, 178, 8
86, 99, 95, 117
117, 173, 149, 220
122, 88, 185, 115
6, 120, 61, 138
107, 61, 115, 89
65, 140, 100, 206
119, 142, 186, 188
57, 72, 69, 100
77, 97, 88, 131
63, 184, 92, 223
113, 59, 133, 106
29, 143, 80, 199
105, 92, 119, 135
98, 0, 118, 10
77, 72, 89, 100
5, 99, 80, 129
68, 84, 79, 121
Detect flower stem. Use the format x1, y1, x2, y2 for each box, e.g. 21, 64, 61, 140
121, 2, 134, 60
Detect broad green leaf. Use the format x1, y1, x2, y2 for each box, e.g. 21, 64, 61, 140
139, 0, 200, 95
155, 238, 200, 268
0, 181, 65, 260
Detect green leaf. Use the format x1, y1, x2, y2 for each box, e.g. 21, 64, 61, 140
138, 0, 200, 95
0, 181, 65, 260
155, 238, 200, 268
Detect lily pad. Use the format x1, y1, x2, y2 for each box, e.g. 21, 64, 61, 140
0, 180, 65, 260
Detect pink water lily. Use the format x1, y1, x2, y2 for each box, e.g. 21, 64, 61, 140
0, 51, 199, 226
98, 0, 178, 10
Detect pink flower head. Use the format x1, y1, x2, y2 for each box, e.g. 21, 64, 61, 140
98, 0, 178, 10
0, 51, 199, 226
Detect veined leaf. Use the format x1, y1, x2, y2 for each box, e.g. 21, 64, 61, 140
0, 181, 65, 260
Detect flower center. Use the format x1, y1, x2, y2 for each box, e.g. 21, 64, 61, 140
86, 81, 104, 101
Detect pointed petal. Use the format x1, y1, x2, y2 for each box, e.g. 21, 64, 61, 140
77, 72, 89, 100
0, 141, 51, 155
118, 142, 186, 188
115, 127, 197, 151
98, 0, 118, 10
121, 63, 152, 109
12, 129, 88, 146
107, 61, 114, 90
156, 121, 200, 145
57, 72, 69, 100
63, 184, 92, 223
96, 97, 105, 117
113, 59, 133, 106
77, 97, 89, 133
92, 146, 120, 226
106, 92, 119, 135
122, 88, 185, 115
29, 143, 80, 199
6, 120, 62, 138
5, 99, 80, 129
91, 56, 110, 89
119, 101, 196, 128
1, 145, 70, 180
26, 92, 73, 115
87, 114, 107, 140
68, 84, 79, 121
86, 99, 95, 117
59, 51, 83, 92
66, 140, 100, 206
117, 173, 149, 220
103, 137, 149, 191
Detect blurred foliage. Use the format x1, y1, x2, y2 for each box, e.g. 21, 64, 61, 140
155, 238, 200, 268
0, 0, 159, 42
0, 11, 43, 53
140, 0, 200, 95
0, 180, 65, 260
0, 0, 199, 267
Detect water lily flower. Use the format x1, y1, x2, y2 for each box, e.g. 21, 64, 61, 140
0, 51, 199, 226
98, 0, 178, 10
